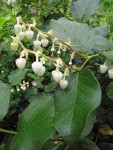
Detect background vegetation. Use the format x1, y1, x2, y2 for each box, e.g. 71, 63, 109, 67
0, 0, 113, 149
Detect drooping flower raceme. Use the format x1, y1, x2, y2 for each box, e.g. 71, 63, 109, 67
11, 17, 71, 89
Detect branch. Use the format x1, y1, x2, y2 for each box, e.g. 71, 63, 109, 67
18, 40, 78, 71
34, 26, 86, 58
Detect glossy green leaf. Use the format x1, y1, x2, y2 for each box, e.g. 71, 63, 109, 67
54, 69, 101, 141
70, 0, 100, 20
10, 94, 55, 150
50, 17, 96, 53
0, 81, 10, 121
8, 69, 28, 85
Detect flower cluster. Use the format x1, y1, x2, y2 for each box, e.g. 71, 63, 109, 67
100, 63, 113, 79
11, 80, 30, 92
11, 17, 72, 89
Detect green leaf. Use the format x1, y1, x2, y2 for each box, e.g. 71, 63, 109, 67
25, 87, 38, 100
78, 138, 99, 150
92, 25, 110, 37
70, 0, 100, 20
8, 69, 28, 85
0, 17, 6, 27
93, 36, 113, 51
79, 111, 96, 139
54, 69, 101, 142
50, 17, 96, 53
0, 81, 10, 121
103, 51, 113, 61
106, 82, 113, 99
10, 94, 55, 150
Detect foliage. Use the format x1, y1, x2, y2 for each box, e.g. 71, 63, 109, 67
0, 0, 113, 150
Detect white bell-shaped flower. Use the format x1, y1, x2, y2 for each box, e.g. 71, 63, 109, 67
14, 24, 22, 34
16, 58, 26, 70
18, 31, 25, 40
33, 40, 41, 49
32, 61, 43, 74
60, 79, 68, 89
100, 64, 108, 74
25, 30, 34, 40
38, 66, 46, 76
52, 70, 63, 83
41, 39, 48, 47
108, 69, 113, 79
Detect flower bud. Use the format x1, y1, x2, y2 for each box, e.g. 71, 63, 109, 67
100, 64, 108, 74
16, 58, 26, 70
18, 31, 25, 40
32, 61, 43, 74
52, 70, 63, 83
38, 66, 46, 76
17, 88, 20, 92
32, 81, 37, 87
108, 69, 113, 79
25, 31, 34, 40
57, 50, 61, 55
60, 79, 68, 89
11, 89, 14, 93
69, 61, 72, 65
14, 24, 22, 34
11, 42, 18, 51
33, 40, 41, 49
41, 39, 48, 47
